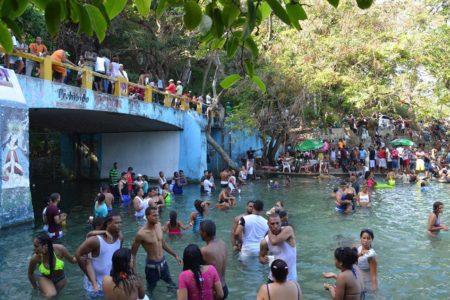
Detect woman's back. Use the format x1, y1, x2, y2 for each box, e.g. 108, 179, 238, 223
258, 281, 301, 300
103, 275, 144, 300
339, 268, 364, 300
178, 265, 220, 300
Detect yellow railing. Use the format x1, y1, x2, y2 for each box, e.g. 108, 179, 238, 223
1, 47, 203, 114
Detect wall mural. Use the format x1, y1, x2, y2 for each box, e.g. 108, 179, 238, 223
0, 67, 33, 228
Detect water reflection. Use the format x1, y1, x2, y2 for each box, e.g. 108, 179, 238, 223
0, 179, 449, 299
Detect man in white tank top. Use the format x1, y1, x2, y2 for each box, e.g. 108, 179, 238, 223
76, 215, 122, 297
259, 213, 297, 282
235, 200, 268, 258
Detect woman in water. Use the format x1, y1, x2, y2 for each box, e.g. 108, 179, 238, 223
95, 193, 108, 218
335, 182, 352, 214
189, 200, 210, 233
177, 244, 223, 300
28, 233, 77, 297
171, 172, 183, 195
323, 247, 365, 299
163, 211, 191, 236
357, 185, 371, 208
427, 201, 448, 236
257, 259, 302, 300
162, 183, 172, 207
357, 229, 378, 292
102, 248, 146, 300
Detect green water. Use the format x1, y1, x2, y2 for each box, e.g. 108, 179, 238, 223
1, 178, 449, 299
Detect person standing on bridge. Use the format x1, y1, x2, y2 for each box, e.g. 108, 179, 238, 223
50, 49, 75, 83
27, 36, 48, 77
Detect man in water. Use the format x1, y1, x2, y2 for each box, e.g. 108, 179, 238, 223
108, 162, 119, 198
232, 200, 254, 250
220, 168, 230, 188
235, 200, 268, 259
76, 214, 123, 297
131, 207, 181, 298
200, 220, 229, 299
218, 186, 236, 208
259, 213, 297, 282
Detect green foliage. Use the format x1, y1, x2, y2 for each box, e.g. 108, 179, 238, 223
183, 1, 202, 30
220, 74, 241, 89
0, 0, 373, 94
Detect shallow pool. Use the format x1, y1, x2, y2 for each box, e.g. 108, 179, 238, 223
1, 178, 449, 299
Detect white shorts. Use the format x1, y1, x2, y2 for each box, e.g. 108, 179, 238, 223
369, 160, 375, 168
379, 158, 387, 168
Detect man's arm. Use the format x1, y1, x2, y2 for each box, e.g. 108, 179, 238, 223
162, 239, 182, 264
75, 237, 99, 287
131, 231, 143, 270
258, 239, 269, 264
268, 226, 294, 246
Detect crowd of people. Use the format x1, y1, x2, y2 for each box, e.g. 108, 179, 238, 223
27, 149, 450, 300
1, 33, 216, 113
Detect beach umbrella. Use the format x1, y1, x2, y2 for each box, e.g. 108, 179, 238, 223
295, 139, 324, 152
389, 138, 416, 146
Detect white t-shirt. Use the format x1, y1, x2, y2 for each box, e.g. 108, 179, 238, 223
95, 57, 106, 73
240, 214, 268, 255
203, 179, 214, 193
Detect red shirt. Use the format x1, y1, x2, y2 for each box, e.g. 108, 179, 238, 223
166, 83, 176, 94
379, 149, 386, 159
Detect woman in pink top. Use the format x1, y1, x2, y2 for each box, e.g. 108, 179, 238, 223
177, 244, 223, 300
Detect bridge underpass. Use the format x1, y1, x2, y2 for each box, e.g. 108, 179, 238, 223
0, 71, 206, 228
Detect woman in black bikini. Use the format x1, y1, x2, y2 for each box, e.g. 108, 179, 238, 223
256, 259, 302, 300
323, 247, 365, 299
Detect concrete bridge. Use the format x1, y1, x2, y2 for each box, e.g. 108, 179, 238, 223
0, 61, 207, 228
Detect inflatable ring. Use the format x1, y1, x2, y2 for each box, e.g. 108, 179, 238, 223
376, 183, 395, 188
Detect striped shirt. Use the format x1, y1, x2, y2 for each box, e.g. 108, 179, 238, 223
109, 168, 119, 185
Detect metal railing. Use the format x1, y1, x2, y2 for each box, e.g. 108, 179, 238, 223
0, 47, 203, 114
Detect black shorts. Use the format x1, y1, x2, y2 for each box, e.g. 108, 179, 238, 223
145, 257, 175, 292
95, 72, 105, 83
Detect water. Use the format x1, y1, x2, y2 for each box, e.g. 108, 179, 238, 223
1, 178, 449, 299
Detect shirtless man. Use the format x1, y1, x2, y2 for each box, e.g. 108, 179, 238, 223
200, 220, 229, 299
101, 186, 114, 213
220, 168, 230, 188
259, 213, 297, 282
76, 214, 123, 297
218, 187, 236, 209
232, 200, 254, 251
131, 207, 181, 298
147, 187, 164, 209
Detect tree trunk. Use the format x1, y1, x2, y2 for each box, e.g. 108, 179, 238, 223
206, 133, 239, 169
201, 55, 213, 95
204, 51, 238, 170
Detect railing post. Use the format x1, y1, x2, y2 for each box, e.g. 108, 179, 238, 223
40, 56, 53, 81
81, 68, 93, 90
180, 96, 186, 111
144, 86, 153, 103
164, 92, 171, 107
114, 79, 121, 96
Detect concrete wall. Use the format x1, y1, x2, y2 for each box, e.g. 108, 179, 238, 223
208, 126, 263, 174
100, 131, 181, 179
178, 111, 207, 180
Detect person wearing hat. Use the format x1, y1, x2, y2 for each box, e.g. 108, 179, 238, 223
176, 80, 183, 95
165, 79, 176, 94
50, 49, 75, 83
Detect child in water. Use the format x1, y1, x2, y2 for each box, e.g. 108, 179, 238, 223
163, 211, 190, 236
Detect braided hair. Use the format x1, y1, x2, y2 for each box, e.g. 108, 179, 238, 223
183, 244, 204, 291
36, 233, 55, 275
110, 248, 140, 296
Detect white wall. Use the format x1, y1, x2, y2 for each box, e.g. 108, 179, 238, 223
100, 131, 180, 179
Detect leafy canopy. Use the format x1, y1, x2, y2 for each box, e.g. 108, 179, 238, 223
0, 0, 373, 91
